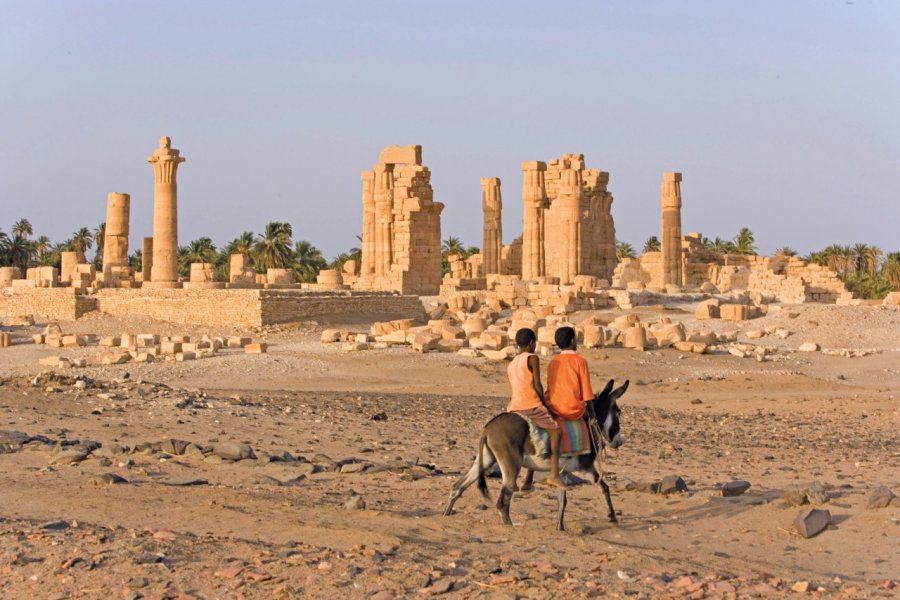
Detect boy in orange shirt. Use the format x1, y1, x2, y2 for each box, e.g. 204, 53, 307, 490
547, 326, 594, 423
506, 328, 565, 488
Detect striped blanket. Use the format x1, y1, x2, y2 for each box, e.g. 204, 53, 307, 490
520, 415, 591, 458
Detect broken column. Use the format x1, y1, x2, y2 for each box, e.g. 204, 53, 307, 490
147, 136, 185, 286
102, 192, 130, 285
60, 251, 78, 284
661, 172, 683, 288
521, 161, 547, 280
373, 164, 394, 277
360, 171, 376, 275
481, 177, 502, 275
556, 166, 583, 285
141, 237, 153, 283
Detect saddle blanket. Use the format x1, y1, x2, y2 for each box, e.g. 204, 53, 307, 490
519, 414, 591, 458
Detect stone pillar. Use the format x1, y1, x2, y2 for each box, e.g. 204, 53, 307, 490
360, 171, 376, 275
481, 177, 502, 275
521, 161, 547, 280
147, 136, 185, 285
557, 167, 583, 285
102, 192, 130, 284
373, 164, 394, 277
60, 251, 78, 284
661, 172, 683, 288
141, 237, 153, 283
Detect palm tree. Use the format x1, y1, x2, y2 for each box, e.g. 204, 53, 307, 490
12, 218, 33, 239
643, 236, 661, 253
6, 233, 35, 273
34, 235, 53, 265
329, 252, 351, 272
225, 231, 256, 256
850, 243, 882, 275
882, 252, 900, 290
70, 227, 94, 262
252, 221, 293, 271
774, 247, 797, 257
733, 228, 757, 255
178, 237, 218, 275
704, 236, 736, 254
465, 245, 480, 257
129, 249, 143, 273
616, 239, 636, 261
442, 236, 466, 259
93, 222, 106, 269
292, 240, 327, 282
0, 228, 9, 265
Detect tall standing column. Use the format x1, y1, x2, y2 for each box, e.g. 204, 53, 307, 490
102, 192, 130, 284
557, 167, 583, 285
661, 172, 683, 287
521, 161, 547, 280
147, 136, 186, 284
360, 171, 376, 275
373, 164, 394, 277
141, 237, 153, 283
481, 177, 502, 275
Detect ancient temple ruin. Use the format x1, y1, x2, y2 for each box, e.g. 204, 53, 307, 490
351, 145, 444, 296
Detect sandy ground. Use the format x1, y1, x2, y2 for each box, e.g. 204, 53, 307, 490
0, 302, 898, 599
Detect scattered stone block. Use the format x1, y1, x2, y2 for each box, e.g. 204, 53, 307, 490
746, 330, 764, 339
62, 334, 85, 348
227, 336, 251, 348
32, 333, 45, 344
721, 480, 751, 497
480, 330, 508, 350
175, 351, 196, 361
481, 349, 511, 361
649, 322, 685, 348
436, 339, 464, 352
320, 329, 342, 343
99, 336, 121, 347
120, 333, 136, 348
457, 348, 480, 358
623, 325, 647, 351
97, 351, 131, 365
160, 341, 182, 355
720, 304, 751, 321
798, 342, 820, 352
45, 334, 63, 348
133, 353, 154, 363
341, 342, 369, 352
136, 334, 158, 347
0, 332, 10, 348
244, 343, 267, 354
793, 508, 831, 538
695, 299, 720, 320
673, 341, 707, 354
412, 333, 441, 352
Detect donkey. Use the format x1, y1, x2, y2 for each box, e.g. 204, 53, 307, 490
443, 379, 628, 531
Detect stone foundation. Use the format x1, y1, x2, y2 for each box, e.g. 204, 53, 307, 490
1, 288, 424, 327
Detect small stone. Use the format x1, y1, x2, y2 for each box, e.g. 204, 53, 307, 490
798, 342, 819, 352
792, 580, 810, 593
40, 520, 69, 530
92, 473, 127, 485
866, 486, 896, 509
369, 592, 395, 600
721, 480, 751, 497
163, 478, 208, 487
659, 475, 688, 494
344, 495, 366, 510
212, 442, 255, 460
793, 508, 831, 538
128, 577, 149, 589
371, 411, 388, 421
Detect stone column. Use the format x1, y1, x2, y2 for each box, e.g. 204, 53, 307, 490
661, 172, 683, 287
147, 136, 186, 285
557, 167, 583, 285
60, 251, 78, 284
521, 161, 547, 280
360, 171, 376, 275
373, 164, 394, 277
481, 177, 502, 275
142, 237, 153, 283
102, 192, 130, 284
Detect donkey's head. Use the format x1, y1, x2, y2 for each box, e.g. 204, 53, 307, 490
592, 379, 629, 449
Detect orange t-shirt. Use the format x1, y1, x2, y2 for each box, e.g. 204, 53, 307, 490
547, 351, 593, 420
506, 352, 542, 411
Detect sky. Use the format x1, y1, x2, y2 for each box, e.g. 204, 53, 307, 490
1, 1, 898, 261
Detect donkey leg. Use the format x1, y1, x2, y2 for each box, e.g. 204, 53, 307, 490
599, 478, 618, 523
521, 469, 535, 491
556, 489, 567, 531
443, 449, 495, 516
496, 455, 522, 526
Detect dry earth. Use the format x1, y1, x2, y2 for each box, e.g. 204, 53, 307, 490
0, 302, 898, 599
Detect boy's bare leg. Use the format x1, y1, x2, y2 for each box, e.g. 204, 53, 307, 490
546, 428, 566, 488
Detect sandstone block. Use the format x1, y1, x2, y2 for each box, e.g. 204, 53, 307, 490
45, 335, 63, 348
687, 331, 717, 344
341, 342, 369, 352
120, 333, 136, 348
622, 326, 647, 351
650, 323, 685, 348
321, 329, 342, 343
244, 343, 267, 354
695, 300, 720, 320
611, 314, 640, 331
99, 336, 121, 347
136, 334, 158, 347
227, 336, 251, 348
793, 508, 831, 538
39, 356, 65, 367
176, 351, 196, 361
436, 339, 464, 352
481, 349, 511, 361
412, 333, 440, 352
798, 342, 820, 352
160, 341, 182, 355
461, 318, 487, 336
442, 325, 466, 340
62, 335, 85, 348
97, 351, 131, 365
720, 304, 750, 321
32, 334, 44, 344
883, 291, 900, 306
457, 348, 480, 358
746, 330, 764, 339
480, 330, 508, 350
0, 332, 10, 348
582, 324, 604, 348
673, 341, 708, 354
133, 353, 154, 363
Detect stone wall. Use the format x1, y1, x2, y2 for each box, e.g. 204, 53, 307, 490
0, 287, 97, 320
1, 288, 425, 327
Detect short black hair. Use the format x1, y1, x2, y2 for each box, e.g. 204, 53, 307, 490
554, 326, 576, 349
515, 328, 536, 348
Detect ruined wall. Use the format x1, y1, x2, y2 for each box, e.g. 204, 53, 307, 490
0, 288, 97, 320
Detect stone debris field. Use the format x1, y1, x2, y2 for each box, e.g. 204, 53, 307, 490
0, 300, 898, 599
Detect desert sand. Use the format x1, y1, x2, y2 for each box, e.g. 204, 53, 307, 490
0, 302, 898, 599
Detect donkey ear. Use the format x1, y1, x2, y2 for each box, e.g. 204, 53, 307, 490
600, 379, 614, 397
611, 379, 629, 401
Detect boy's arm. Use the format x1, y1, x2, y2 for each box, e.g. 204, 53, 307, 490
580, 357, 594, 402
527, 354, 547, 406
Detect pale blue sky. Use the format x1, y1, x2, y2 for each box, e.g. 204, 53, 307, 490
1, 1, 898, 260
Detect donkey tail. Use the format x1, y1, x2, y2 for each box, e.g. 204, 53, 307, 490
476, 431, 490, 499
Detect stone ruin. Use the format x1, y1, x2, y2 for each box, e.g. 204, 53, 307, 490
346, 145, 444, 296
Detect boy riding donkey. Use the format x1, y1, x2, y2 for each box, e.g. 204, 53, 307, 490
508, 326, 595, 490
